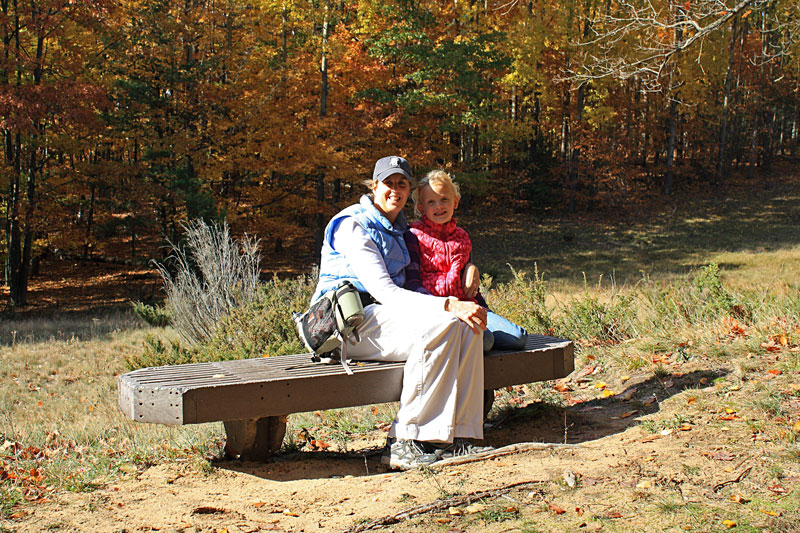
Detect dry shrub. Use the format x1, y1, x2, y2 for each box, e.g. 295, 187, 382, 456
155, 220, 260, 346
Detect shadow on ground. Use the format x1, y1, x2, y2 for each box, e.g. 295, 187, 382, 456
216, 368, 729, 482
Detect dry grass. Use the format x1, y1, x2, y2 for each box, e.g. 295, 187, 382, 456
2, 173, 800, 530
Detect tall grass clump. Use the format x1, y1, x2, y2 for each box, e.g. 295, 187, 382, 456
155, 220, 260, 346
557, 276, 636, 344
483, 265, 555, 335
640, 263, 751, 334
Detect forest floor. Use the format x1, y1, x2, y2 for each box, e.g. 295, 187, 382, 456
1, 168, 799, 532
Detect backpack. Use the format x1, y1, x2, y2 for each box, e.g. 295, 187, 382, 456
293, 281, 365, 374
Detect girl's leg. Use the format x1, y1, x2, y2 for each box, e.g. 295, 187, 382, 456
486, 311, 528, 351
347, 303, 484, 443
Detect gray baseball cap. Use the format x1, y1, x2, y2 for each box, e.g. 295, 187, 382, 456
373, 156, 414, 183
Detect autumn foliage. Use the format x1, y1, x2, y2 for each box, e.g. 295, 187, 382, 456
2, 0, 799, 306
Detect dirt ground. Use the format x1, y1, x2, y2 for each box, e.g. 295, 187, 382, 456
9, 351, 800, 533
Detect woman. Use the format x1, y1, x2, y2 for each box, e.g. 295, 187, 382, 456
311, 155, 492, 470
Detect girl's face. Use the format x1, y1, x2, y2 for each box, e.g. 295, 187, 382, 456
372, 173, 411, 223
419, 182, 458, 225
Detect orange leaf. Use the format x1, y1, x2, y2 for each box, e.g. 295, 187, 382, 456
760, 509, 781, 516
767, 369, 782, 375
553, 382, 571, 392
687, 396, 697, 405
605, 511, 622, 519
722, 519, 737, 528
620, 410, 638, 419
548, 502, 566, 514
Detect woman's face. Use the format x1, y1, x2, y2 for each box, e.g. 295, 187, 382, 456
372, 173, 411, 223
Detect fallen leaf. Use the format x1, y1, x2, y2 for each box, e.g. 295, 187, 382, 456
594, 381, 608, 389
725, 408, 736, 414
678, 424, 692, 431
793, 421, 800, 434
448, 507, 463, 516
600, 389, 615, 398
575, 506, 584, 516
605, 511, 622, 519
620, 410, 639, 418
636, 479, 653, 489
760, 509, 781, 517
504, 506, 519, 513
282, 509, 299, 517
435, 518, 451, 524
643, 396, 658, 406
553, 382, 571, 392
767, 369, 783, 376
465, 503, 487, 514
621, 375, 630, 382
722, 519, 737, 528
718, 415, 739, 421
699, 377, 709, 385
548, 502, 566, 515
730, 494, 748, 504
253, 502, 269, 508
687, 396, 697, 405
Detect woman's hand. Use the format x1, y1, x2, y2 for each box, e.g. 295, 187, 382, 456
462, 263, 480, 299
446, 297, 487, 335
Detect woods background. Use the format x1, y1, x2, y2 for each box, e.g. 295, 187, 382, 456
2, 0, 799, 307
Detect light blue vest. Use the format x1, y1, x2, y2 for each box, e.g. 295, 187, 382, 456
311, 195, 410, 303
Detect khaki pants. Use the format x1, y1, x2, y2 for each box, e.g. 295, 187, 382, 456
347, 303, 484, 443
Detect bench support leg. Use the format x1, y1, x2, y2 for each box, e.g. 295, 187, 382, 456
223, 416, 287, 461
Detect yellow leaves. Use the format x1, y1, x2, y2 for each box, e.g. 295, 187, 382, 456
722, 519, 737, 528
792, 420, 800, 434
600, 389, 615, 398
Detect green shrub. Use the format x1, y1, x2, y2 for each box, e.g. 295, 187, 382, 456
125, 334, 195, 370
200, 274, 315, 361
484, 265, 554, 335
557, 282, 635, 343
131, 301, 171, 327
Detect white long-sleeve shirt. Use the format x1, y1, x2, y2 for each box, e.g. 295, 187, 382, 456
331, 218, 448, 311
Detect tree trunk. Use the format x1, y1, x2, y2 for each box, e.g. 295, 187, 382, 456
716, 16, 738, 186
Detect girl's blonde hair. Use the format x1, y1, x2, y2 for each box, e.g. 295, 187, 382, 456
412, 170, 461, 217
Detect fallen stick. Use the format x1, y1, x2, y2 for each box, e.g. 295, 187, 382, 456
344, 480, 546, 533
712, 466, 752, 493
430, 441, 582, 469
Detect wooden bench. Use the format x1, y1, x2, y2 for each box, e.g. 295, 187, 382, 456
118, 334, 574, 460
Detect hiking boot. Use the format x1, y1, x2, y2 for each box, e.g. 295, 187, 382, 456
435, 438, 494, 459
381, 439, 441, 470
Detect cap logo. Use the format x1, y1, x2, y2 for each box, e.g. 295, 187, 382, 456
390, 157, 400, 167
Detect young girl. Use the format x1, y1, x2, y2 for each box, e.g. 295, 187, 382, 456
404, 170, 528, 351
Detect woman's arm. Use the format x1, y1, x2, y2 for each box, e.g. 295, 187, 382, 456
332, 219, 487, 332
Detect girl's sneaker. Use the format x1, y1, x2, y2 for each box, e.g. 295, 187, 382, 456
435, 438, 494, 459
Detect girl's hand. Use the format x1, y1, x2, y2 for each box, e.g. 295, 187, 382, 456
446, 297, 487, 335
463, 263, 480, 299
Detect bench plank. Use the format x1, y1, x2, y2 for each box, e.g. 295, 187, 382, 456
118, 334, 574, 426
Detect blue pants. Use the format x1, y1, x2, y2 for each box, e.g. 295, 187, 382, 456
483, 311, 527, 352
